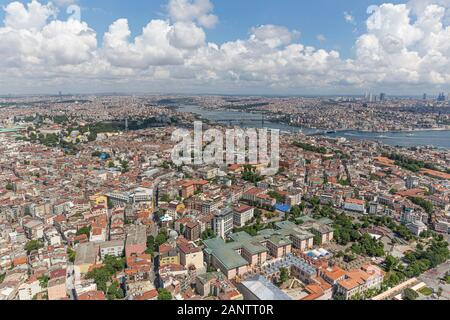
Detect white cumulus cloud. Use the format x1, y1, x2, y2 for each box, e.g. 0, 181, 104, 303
0, 0, 450, 94
167, 0, 218, 28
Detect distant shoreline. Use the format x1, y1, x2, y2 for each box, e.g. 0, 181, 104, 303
181, 105, 450, 134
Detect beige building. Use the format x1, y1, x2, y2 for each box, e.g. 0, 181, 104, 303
47, 277, 67, 300
335, 265, 385, 300
177, 238, 205, 272
74, 243, 98, 275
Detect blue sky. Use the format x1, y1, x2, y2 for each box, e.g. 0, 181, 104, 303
0, 0, 404, 58
0, 0, 449, 95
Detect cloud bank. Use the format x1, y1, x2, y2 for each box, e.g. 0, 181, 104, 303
0, 0, 450, 94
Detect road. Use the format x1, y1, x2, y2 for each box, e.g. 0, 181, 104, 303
66, 264, 76, 300
419, 261, 450, 300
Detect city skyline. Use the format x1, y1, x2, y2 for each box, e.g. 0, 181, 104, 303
1, 0, 450, 306
1, 0, 450, 95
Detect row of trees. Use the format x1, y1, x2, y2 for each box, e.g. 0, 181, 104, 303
360, 215, 415, 241
383, 236, 449, 288
293, 142, 328, 154
408, 197, 434, 214
383, 152, 442, 173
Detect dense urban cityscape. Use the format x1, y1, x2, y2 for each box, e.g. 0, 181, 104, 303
0, 93, 449, 301
1, 0, 450, 308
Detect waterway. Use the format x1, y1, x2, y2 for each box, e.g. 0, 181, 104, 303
176, 105, 450, 149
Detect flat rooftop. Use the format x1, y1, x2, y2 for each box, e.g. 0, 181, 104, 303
240, 275, 293, 300
126, 225, 147, 246
74, 243, 98, 266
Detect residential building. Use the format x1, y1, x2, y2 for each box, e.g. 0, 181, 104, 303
335, 265, 385, 300
177, 237, 205, 272
47, 277, 67, 300
125, 225, 147, 258
343, 198, 366, 214
213, 208, 234, 239
233, 204, 254, 227
99, 240, 125, 259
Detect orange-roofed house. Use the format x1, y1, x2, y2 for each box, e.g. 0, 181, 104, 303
78, 290, 106, 300
319, 266, 347, 285
335, 265, 385, 300
420, 168, 450, 180
242, 188, 265, 202
396, 188, 426, 198
374, 157, 397, 168
181, 181, 196, 199
228, 164, 243, 174
13, 255, 28, 267
301, 278, 333, 300
133, 289, 158, 301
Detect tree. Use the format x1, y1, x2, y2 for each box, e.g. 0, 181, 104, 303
268, 191, 284, 204
389, 188, 398, 195
86, 267, 110, 292
444, 272, 450, 285
350, 234, 384, 257
279, 267, 289, 284
293, 142, 327, 154
158, 288, 172, 300
242, 165, 263, 183
384, 255, 399, 272
88, 132, 97, 142
161, 194, 171, 203
38, 275, 49, 288
107, 281, 124, 300
338, 178, 350, 186
180, 224, 185, 236
120, 160, 130, 173
67, 247, 76, 263
201, 228, 215, 240
309, 196, 320, 207
107, 198, 114, 209
408, 197, 434, 214
86, 255, 126, 294
25, 240, 44, 254
76, 226, 91, 237
402, 288, 419, 300
146, 236, 155, 256
393, 224, 414, 241
313, 234, 322, 246
155, 229, 169, 248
